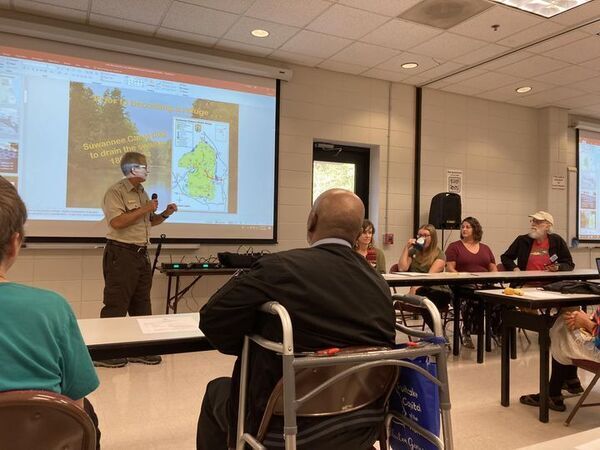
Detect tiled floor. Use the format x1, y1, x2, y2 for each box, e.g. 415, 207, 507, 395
88, 334, 599, 450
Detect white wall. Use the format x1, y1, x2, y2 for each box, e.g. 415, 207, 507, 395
419, 88, 540, 259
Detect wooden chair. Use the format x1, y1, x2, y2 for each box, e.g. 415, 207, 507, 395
564, 359, 600, 426
0, 390, 96, 450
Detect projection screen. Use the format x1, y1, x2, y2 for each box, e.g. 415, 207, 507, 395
0, 33, 279, 243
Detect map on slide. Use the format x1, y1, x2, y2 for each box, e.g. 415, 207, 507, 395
172, 118, 229, 212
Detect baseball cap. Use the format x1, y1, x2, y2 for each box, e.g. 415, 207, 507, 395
529, 211, 554, 225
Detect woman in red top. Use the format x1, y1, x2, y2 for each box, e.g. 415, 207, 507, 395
446, 217, 497, 348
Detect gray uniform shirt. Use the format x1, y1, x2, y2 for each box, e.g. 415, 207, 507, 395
102, 178, 153, 245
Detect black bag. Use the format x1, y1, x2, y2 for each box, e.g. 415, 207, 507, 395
217, 252, 263, 268
542, 280, 600, 295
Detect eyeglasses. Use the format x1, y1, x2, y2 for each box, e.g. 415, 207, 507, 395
135, 164, 148, 170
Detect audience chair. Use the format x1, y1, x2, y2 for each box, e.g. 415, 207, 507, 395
0, 390, 96, 450
389, 264, 453, 341
235, 300, 454, 450
564, 359, 600, 426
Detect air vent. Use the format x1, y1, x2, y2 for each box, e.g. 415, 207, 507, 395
399, 0, 493, 29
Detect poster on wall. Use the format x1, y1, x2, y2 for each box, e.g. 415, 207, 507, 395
447, 169, 463, 195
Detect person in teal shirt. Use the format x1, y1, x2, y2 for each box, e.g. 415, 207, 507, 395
0, 176, 100, 446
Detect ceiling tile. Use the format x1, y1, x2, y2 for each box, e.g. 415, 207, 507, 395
91, 0, 168, 25
496, 54, 570, 78
555, 93, 600, 109
451, 5, 546, 43
544, 35, 600, 64
433, 67, 488, 86
511, 86, 587, 107
336, 0, 422, 17
376, 51, 439, 74
570, 75, 600, 93
214, 39, 273, 57
162, 2, 239, 38
476, 79, 554, 102
442, 83, 483, 96
177, 0, 255, 14
526, 29, 588, 54
581, 55, 600, 70
89, 14, 157, 34
446, 71, 522, 95
245, 0, 332, 27
533, 64, 599, 85
453, 42, 510, 65
221, 17, 299, 49
329, 42, 399, 67
579, 20, 600, 35
496, 20, 565, 48
280, 30, 352, 59
155, 28, 218, 47
26, 0, 87, 9
549, 0, 600, 26
306, 3, 389, 40
361, 18, 443, 51
0, 0, 9, 6
318, 59, 369, 75
13, 0, 87, 21
478, 50, 533, 70
362, 67, 411, 82
269, 50, 324, 67
405, 61, 464, 85
409, 32, 488, 60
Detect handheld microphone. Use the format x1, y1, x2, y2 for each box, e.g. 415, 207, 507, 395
151, 193, 158, 200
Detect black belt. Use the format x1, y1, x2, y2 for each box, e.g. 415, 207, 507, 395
107, 240, 147, 253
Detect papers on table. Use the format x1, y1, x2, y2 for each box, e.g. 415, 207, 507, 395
391, 272, 426, 277
137, 315, 199, 334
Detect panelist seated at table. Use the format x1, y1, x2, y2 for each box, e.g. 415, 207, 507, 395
446, 217, 498, 349
354, 219, 386, 274
397, 224, 450, 331
500, 211, 574, 273
196, 189, 395, 450
520, 307, 599, 412
0, 176, 101, 447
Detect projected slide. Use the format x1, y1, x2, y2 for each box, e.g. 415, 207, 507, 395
578, 129, 600, 241
0, 42, 277, 242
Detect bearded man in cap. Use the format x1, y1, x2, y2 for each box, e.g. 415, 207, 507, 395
501, 211, 574, 273
501, 211, 582, 406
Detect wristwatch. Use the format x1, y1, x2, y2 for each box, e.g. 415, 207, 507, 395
161, 212, 169, 219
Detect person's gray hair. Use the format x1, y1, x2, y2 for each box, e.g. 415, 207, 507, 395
120, 152, 147, 176
0, 176, 27, 263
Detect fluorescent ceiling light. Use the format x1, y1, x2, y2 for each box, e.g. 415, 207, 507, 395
516, 86, 532, 93
492, 0, 593, 18
251, 29, 269, 38
401, 62, 419, 69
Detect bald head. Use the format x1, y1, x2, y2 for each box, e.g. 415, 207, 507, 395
307, 189, 365, 245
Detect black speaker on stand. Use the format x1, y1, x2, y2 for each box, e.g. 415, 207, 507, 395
428, 192, 461, 248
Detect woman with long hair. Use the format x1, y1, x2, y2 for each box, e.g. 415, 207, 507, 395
446, 217, 498, 349
355, 219, 386, 274
397, 224, 450, 330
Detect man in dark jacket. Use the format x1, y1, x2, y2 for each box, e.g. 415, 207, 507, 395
501, 210, 582, 405
501, 210, 574, 272
196, 189, 395, 450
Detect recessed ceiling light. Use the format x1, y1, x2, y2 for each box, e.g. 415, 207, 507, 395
401, 62, 419, 69
251, 29, 269, 38
492, 0, 592, 18
515, 86, 532, 94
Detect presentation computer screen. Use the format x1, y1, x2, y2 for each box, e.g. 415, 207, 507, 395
0, 36, 278, 243
577, 128, 600, 242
